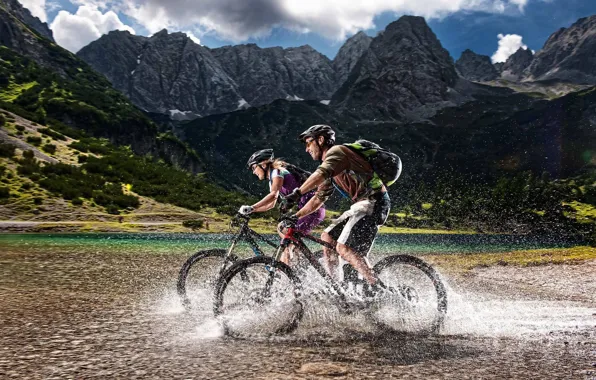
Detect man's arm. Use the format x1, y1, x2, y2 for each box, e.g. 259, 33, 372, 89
298, 170, 326, 194
299, 146, 348, 194
295, 193, 325, 218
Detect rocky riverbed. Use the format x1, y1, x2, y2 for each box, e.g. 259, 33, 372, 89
1, 241, 594, 379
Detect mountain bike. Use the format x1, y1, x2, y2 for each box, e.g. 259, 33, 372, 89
213, 214, 448, 338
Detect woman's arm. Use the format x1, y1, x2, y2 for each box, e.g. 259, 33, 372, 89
252, 176, 283, 212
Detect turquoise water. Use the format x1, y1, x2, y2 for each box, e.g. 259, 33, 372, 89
0, 232, 580, 257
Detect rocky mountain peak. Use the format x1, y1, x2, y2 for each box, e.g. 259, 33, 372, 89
501, 47, 534, 81
152, 29, 169, 38
211, 43, 336, 107
1, 0, 54, 42
332, 31, 372, 84
455, 49, 499, 81
524, 15, 596, 83
78, 28, 242, 116
332, 15, 459, 121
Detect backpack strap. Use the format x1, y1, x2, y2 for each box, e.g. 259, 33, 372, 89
332, 179, 350, 199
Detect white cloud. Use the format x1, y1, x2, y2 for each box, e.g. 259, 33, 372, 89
17, 0, 47, 22
491, 33, 528, 63
183, 30, 201, 45
509, 0, 528, 11
117, 0, 529, 42
45, 1, 62, 13
50, 5, 135, 53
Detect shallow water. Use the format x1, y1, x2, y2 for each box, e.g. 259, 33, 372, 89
1, 233, 594, 379
0, 231, 582, 255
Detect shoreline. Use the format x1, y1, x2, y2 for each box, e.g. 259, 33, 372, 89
0, 220, 477, 235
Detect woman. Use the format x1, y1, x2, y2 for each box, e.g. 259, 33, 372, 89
238, 149, 325, 264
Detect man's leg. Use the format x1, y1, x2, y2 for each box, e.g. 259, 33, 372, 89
336, 243, 377, 285
333, 213, 380, 285
321, 231, 340, 280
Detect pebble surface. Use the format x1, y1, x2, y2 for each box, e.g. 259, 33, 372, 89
1, 247, 594, 379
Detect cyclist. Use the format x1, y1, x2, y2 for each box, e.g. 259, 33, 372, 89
238, 149, 325, 265
283, 125, 391, 294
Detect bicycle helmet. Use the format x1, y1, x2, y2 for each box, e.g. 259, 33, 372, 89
298, 124, 336, 145
246, 149, 274, 169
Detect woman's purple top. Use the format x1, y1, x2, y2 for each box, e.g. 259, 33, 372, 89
270, 168, 325, 234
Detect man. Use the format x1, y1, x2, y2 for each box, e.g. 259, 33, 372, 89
284, 124, 391, 292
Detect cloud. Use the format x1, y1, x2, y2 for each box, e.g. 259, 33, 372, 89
45, 1, 63, 13
117, 0, 529, 42
491, 33, 528, 63
50, 5, 135, 53
508, 0, 528, 11
17, 0, 47, 22
183, 31, 201, 45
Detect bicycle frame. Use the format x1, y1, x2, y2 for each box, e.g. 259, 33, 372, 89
273, 226, 352, 305
220, 215, 279, 274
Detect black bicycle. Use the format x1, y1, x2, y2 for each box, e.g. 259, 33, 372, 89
177, 213, 319, 308
213, 214, 448, 338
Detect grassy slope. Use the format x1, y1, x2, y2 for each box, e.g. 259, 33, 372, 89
0, 109, 240, 232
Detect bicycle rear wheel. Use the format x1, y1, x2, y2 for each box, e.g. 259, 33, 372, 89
177, 249, 229, 309
370, 254, 448, 333
214, 256, 303, 338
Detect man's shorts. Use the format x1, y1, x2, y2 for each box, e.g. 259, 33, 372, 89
324, 192, 390, 256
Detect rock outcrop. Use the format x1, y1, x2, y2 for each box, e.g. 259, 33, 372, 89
500, 47, 534, 81
331, 16, 460, 121
455, 49, 499, 81
524, 15, 596, 84
78, 29, 243, 116
210, 43, 337, 108
332, 31, 372, 85
1, 0, 54, 41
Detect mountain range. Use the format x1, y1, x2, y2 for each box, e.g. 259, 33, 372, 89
456, 15, 596, 87
0, 0, 594, 236
1, 0, 595, 191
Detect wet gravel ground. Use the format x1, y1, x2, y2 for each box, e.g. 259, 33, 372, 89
1, 247, 595, 379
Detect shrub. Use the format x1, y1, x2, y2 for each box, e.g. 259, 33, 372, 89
22, 150, 35, 159
15, 125, 25, 132
42, 143, 56, 154
69, 141, 88, 152
105, 204, 120, 215
39, 128, 66, 141
0, 187, 9, 199
20, 182, 32, 190
0, 143, 15, 158
71, 198, 83, 206
182, 219, 205, 230
0, 113, 5, 126
33, 197, 43, 205
26, 136, 42, 146
77, 154, 88, 163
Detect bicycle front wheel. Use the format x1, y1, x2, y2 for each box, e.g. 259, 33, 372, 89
214, 256, 303, 338
371, 254, 448, 333
177, 249, 229, 309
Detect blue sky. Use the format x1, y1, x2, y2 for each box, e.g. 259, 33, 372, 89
36, 0, 596, 61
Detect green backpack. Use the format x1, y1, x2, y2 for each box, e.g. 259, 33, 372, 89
344, 140, 402, 189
